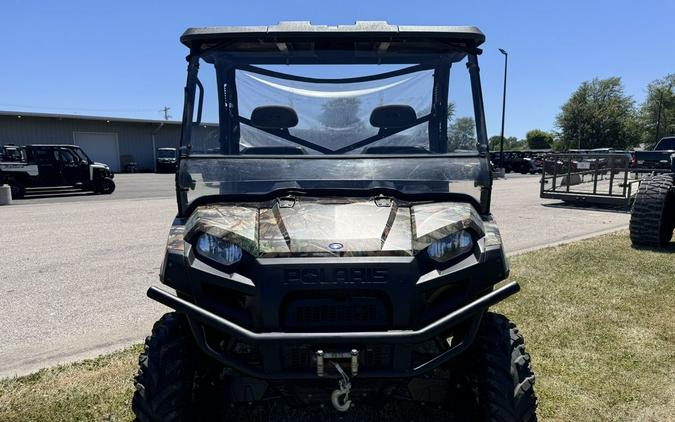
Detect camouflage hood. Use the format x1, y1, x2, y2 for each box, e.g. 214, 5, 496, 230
184, 197, 486, 257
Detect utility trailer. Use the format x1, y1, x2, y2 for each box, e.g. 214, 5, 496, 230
539, 151, 670, 207
540, 150, 674, 246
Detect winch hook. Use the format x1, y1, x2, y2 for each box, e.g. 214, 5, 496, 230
330, 362, 353, 412
331, 386, 352, 412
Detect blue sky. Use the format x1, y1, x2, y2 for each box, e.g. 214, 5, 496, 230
2, 0, 674, 139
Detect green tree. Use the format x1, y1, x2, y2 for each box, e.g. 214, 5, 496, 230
525, 129, 554, 149
319, 97, 362, 128
637, 74, 675, 148
555, 77, 639, 150
447, 103, 456, 123
448, 117, 476, 151
488, 135, 523, 151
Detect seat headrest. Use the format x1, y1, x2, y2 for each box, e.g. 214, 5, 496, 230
370, 105, 417, 129
250, 105, 298, 129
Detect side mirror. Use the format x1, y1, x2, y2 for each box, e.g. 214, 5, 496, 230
250, 105, 298, 129
370, 105, 417, 129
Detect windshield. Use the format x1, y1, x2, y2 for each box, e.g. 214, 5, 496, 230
179, 50, 489, 214
72, 148, 90, 162
656, 137, 675, 150
235, 66, 435, 154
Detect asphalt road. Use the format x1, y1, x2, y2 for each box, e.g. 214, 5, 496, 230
491, 174, 630, 254
16, 173, 176, 205
0, 174, 630, 378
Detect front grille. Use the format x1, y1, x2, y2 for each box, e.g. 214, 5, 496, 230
283, 296, 388, 330
296, 302, 377, 323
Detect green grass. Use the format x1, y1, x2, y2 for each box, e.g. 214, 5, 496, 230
0, 345, 141, 421
496, 232, 675, 421
0, 232, 673, 421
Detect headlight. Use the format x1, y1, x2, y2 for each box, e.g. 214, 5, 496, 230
427, 230, 474, 262
195, 233, 243, 266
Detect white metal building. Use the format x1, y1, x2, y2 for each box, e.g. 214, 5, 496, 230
0, 111, 184, 172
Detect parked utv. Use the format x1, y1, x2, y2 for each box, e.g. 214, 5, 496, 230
630, 143, 675, 247
134, 22, 537, 421
0, 144, 115, 198
156, 147, 178, 173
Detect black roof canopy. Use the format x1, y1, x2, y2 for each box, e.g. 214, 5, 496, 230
181, 21, 485, 63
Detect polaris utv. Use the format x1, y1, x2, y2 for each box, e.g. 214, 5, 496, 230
0, 144, 115, 198
134, 22, 537, 421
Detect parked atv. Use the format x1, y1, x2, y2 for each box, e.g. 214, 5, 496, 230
0, 144, 115, 198
133, 22, 537, 421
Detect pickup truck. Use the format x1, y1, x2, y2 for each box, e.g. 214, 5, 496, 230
633, 137, 675, 171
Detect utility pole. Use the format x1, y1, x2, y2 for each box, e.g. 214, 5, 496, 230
498, 48, 508, 170
160, 106, 172, 121
654, 82, 673, 145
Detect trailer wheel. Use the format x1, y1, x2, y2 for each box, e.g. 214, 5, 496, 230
630, 174, 674, 247
96, 177, 115, 194
461, 312, 537, 422
132, 312, 225, 422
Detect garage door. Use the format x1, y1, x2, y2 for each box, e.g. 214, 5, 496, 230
73, 132, 120, 172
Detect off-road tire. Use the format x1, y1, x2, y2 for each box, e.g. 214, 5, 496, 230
464, 312, 537, 422
96, 177, 115, 194
132, 312, 222, 422
630, 174, 674, 247
8, 181, 25, 199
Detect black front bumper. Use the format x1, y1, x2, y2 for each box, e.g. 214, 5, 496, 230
148, 281, 519, 379
156, 231, 512, 380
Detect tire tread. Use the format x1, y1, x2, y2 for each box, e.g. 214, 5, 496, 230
132, 312, 200, 422
469, 313, 538, 422
630, 174, 675, 247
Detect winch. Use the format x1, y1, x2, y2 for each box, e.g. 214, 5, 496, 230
315, 349, 359, 411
